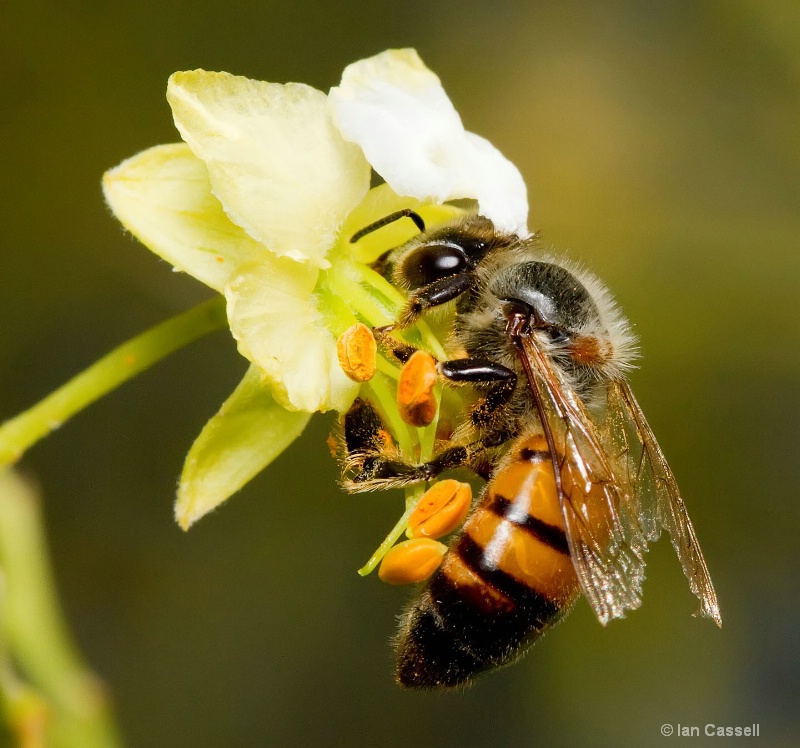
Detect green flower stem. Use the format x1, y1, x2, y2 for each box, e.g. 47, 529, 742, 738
364, 375, 413, 457
348, 262, 448, 360
326, 264, 396, 328
331, 260, 454, 577
0, 470, 120, 747
357, 483, 425, 577
346, 260, 405, 309
325, 255, 457, 578
416, 386, 441, 464
329, 260, 448, 361
0, 662, 50, 748
314, 272, 360, 338
0, 296, 227, 468
374, 356, 400, 381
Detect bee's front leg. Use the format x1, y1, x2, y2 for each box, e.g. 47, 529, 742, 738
377, 272, 477, 332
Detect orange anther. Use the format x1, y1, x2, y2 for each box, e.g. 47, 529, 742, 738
397, 350, 438, 427
408, 480, 472, 539
337, 323, 377, 382
378, 538, 448, 585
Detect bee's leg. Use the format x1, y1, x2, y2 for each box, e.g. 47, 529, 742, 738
371, 327, 418, 364
340, 399, 416, 489
344, 429, 515, 491
378, 272, 477, 332
371, 331, 518, 423
339, 359, 517, 490
339, 399, 463, 490
438, 358, 517, 428
341, 398, 388, 456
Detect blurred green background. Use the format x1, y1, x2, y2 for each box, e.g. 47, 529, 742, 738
2, 1, 798, 746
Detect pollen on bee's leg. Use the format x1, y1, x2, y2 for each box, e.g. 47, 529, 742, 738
326, 433, 339, 458
397, 350, 438, 427
378, 538, 447, 585
408, 480, 472, 540
337, 323, 377, 382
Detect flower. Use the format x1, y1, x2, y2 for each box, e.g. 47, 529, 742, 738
102, 49, 529, 529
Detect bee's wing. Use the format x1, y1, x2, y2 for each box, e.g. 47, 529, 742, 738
517, 336, 720, 626
603, 380, 722, 626
517, 336, 649, 623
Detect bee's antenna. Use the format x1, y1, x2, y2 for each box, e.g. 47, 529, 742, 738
349, 209, 426, 244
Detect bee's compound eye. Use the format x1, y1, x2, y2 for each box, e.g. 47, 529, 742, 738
378, 538, 448, 585
401, 244, 468, 288
408, 480, 472, 539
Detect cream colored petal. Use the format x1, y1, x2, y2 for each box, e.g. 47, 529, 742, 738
224, 259, 359, 413
103, 143, 265, 292
176, 365, 311, 529
329, 49, 529, 236
167, 70, 371, 268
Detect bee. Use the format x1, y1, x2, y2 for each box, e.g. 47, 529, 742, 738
346, 210, 722, 688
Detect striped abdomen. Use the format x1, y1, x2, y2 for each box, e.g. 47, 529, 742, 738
396, 435, 579, 688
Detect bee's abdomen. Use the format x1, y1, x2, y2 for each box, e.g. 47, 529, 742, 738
396, 436, 579, 688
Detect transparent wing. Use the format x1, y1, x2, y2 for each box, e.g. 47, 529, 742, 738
518, 336, 649, 624
603, 380, 722, 626
517, 335, 720, 626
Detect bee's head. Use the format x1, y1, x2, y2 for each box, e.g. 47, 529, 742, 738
391, 216, 499, 291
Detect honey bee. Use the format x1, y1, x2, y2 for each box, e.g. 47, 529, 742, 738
346, 211, 722, 688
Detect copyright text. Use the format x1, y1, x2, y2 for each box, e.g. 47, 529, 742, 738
660, 724, 760, 738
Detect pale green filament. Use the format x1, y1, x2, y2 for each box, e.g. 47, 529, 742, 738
357, 483, 426, 577
322, 258, 454, 577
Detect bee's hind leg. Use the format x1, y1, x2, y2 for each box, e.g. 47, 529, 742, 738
343, 442, 474, 493
337, 352, 519, 491
340, 398, 513, 492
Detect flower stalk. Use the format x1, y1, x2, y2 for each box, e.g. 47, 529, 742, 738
0, 297, 226, 468
0, 470, 120, 748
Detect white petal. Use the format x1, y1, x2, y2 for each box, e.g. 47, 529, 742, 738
168, 71, 371, 267
176, 365, 311, 529
224, 259, 359, 413
329, 49, 529, 236
103, 143, 266, 292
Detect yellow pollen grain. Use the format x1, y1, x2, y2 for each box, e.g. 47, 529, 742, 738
408, 480, 472, 539
397, 350, 438, 427
378, 538, 448, 585
336, 323, 377, 382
